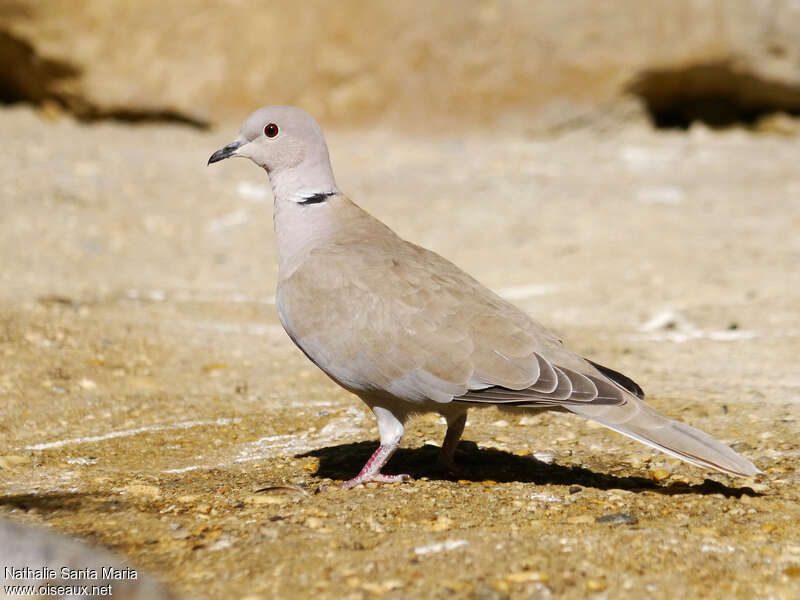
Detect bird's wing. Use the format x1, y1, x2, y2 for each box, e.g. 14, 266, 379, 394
277, 217, 623, 408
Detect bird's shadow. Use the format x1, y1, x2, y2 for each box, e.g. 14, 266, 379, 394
299, 441, 759, 498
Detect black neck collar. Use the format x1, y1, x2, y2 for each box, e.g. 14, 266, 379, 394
298, 191, 335, 205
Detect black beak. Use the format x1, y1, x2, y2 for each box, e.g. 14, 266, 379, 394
207, 140, 243, 165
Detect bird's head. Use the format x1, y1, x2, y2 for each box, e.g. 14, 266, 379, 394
208, 106, 337, 202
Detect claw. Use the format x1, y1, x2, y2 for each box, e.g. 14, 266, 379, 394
339, 472, 412, 489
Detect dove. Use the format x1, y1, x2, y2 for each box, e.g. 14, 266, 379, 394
208, 106, 760, 488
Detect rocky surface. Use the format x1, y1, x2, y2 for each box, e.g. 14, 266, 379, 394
3, 1, 800, 129
0, 106, 799, 599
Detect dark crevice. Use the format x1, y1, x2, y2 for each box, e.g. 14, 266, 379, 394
0, 29, 209, 129
0, 30, 79, 103
73, 104, 210, 129
628, 61, 800, 129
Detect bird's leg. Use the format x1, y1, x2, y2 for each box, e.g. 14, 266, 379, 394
339, 405, 411, 489
437, 412, 467, 474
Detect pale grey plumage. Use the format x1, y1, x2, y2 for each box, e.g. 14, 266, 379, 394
209, 105, 760, 487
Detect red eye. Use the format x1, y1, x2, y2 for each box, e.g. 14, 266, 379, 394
264, 123, 279, 138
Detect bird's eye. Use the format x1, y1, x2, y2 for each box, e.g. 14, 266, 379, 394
264, 123, 279, 138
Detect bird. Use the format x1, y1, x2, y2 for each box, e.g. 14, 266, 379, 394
208, 106, 760, 488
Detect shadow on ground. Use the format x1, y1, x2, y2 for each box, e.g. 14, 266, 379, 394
0, 492, 123, 513
300, 441, 759, 498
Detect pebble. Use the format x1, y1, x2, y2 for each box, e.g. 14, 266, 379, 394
123, 484, 161, 499
566, 515, 594, 524
530, 493, 562, 503
78, 377, 97, 390
414, 540, 468, 556
429, 516, 454, 532
492, 579, 510, 593
595, 513, 638, 525
586, 578, 607, 592
623, 454, 646, 469
504, 571, 549, 584
246, 494, 289, 505
208, 538, 232, 551
360, 580, 403, 595
649, 469, 671, 482
531, 451, 556, 464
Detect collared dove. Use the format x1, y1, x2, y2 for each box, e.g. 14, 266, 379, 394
209, 106, 760, 488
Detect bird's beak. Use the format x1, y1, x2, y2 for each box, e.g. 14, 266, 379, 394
208, 140, 244, 165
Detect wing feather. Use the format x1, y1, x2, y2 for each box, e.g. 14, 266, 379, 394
528, 353, 559, 393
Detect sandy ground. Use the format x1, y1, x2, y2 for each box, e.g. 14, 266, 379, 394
0, 106, 799, 599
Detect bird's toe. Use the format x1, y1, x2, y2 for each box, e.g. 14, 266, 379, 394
338, 472, 412, 489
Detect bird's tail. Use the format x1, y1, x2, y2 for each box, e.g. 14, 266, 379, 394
566, 396, 761, 477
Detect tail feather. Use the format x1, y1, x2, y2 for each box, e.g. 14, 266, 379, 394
567, 396, 761, 477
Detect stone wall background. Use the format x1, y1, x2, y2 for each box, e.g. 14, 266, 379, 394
3, 0, 800, 130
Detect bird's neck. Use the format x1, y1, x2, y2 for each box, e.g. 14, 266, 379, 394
268, 160, 338, 205
269, 161, 341, 277
272, 192, 342, 278
272, 192, 396, 280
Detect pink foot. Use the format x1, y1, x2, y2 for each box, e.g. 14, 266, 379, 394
334, 407, 413, 490
339, 472, 412, 489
